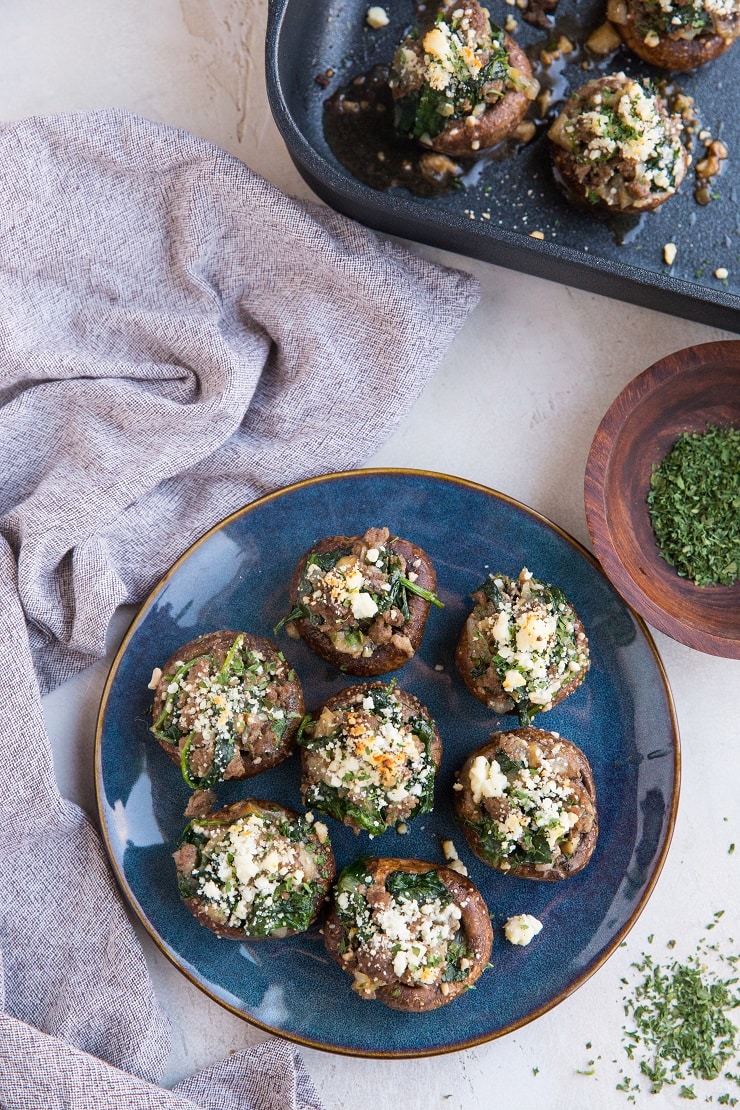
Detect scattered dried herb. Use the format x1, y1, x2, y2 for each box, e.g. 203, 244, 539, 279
619, 932, 740, 1096
647, 424, 740, 587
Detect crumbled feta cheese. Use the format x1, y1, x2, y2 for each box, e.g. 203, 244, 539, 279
442, 839, 459, 861
349, 590, 379, 620
468, 756, 508, 804
504, 914, 543, 946
503, 669, 527, 692
366, 5, 389, 29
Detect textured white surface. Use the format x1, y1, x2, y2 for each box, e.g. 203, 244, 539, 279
14, 0, 739, 1106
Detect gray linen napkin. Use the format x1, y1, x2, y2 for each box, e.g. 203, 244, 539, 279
0, 110, 479, 1107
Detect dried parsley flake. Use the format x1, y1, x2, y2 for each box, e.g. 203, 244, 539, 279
620, 943, 740, 1095
647, 424, 740, 587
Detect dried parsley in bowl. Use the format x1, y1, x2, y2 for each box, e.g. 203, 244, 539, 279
647, 425, 740, 588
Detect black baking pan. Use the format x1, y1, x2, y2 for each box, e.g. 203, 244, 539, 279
265, 0, 739, 331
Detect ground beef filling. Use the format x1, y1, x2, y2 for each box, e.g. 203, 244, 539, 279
152, 635, 299, 786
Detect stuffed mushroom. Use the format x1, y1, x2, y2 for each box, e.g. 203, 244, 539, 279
298, 682, 442, 835
454, 729, 598, 879
173, 799, 335, 939
456, 567, 589, 724
548, 73, 690, 213
389, 1, 539, 156
150, 630, 303, 789
324, 857, 493, 1010
607, 0, 739, 70
278, 526, 441, 676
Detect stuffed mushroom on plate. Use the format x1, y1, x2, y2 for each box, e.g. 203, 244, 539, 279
456, 567, 590, 724
454, 728, 598, 880
297, 682, 442, 836
150, 630, 303, 789
324, 857, 493, 1011
173, 799, 335, 939
278, 526, 441, 676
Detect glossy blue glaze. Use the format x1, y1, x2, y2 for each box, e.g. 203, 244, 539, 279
96, 470, 678, 1056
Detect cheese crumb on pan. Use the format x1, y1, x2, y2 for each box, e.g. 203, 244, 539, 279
366, 6, 390, 29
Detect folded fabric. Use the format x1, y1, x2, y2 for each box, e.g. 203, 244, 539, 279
0, 110, 479, 1107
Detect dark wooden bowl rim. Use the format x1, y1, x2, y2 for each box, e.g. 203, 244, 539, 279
584, 339, 740, 658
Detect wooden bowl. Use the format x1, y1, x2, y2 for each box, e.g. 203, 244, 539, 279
584, 340, 740, 658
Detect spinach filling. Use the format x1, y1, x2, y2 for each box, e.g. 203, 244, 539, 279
385, 867, 452, 906
275, 548, 352, 633
464, 747, 579, 869
393, 16, 511, 141
151, 634, 298, 789
177, 812, 322, 937
637, 0, 713, 35
333, 860, 377, 947
297, 684, 437, 834
465, 814, 555, 868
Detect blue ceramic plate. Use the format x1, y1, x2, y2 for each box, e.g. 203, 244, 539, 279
95, 469, 679, 1057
